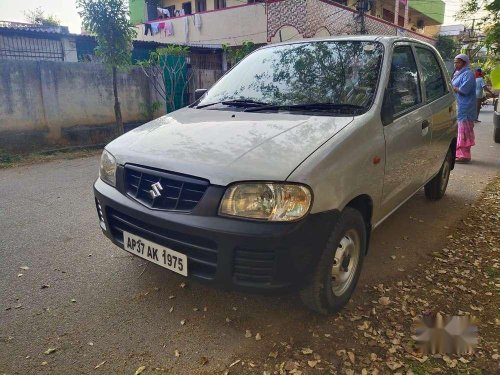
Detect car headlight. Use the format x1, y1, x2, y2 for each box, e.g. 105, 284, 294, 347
219, 183, 312, 221
99, 150, 116, 187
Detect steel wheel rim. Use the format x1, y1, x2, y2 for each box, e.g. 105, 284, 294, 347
331, 229, 360, 297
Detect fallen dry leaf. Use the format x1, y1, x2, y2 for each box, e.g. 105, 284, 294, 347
180, 319, 186, 326
378, 296, 390, 305
269, 351, 278, 359
229, 359, 241, 367
255, 333, 262, 341
200, 356, 209, 365
386, 359, 403, 370
20, 266, 30, 270
245, 330, 252, 338
94, 361, 106, 369
44, 348, 56, 355
307, 360, 318, 368
347, 351, 355, 364
301, 348, 313, 355
174, 350, 180, 357
134, 366, 146, 375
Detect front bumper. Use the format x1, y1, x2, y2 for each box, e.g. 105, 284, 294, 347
94, 178, 339, 294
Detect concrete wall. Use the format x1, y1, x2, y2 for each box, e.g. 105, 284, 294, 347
0, 60, 163, 152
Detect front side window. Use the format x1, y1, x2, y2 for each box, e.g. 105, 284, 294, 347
197, 41, 384, 113
388, 45, 421, 115
415, 47, 447, 102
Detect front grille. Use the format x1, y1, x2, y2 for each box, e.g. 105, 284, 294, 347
125, 165, 209, 212
233, 247, 275, 285
107, 208, 217, 279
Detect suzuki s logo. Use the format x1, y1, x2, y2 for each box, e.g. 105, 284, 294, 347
149, 182, 163, 199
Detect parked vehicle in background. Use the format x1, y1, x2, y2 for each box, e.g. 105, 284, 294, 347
94, 36, 457, 314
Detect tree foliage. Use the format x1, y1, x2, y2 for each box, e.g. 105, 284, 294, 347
77, 0, 136, 68
78, 0, 137, 135
222, 41, 258, 66
24, 7, 61, 26
455, 0, 500, 56
435, 35, 460, 59
138, 45, 192, 113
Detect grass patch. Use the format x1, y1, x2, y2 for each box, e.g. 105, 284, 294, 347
0, 147, 102, 169
485, 266, 499, 279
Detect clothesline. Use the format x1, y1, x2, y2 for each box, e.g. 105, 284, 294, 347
144, 14, 202, 39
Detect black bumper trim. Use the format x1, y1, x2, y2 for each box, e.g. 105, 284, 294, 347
94, 178, 340, 293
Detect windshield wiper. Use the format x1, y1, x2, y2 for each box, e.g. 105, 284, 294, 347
244, 103, 365, 113
197, 99, 269, 109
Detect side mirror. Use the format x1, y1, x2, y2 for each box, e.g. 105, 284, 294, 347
195, 89, 207, 100
381, 88, 394, 126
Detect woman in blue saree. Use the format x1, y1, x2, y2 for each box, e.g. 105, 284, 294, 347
452, 54, 476, 163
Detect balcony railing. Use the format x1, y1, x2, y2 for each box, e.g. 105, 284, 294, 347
134, 3, 267, 46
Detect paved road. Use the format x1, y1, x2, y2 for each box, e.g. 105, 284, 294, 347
1, 108, 499, 375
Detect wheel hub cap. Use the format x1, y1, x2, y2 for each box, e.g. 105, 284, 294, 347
331, 231, 360, 296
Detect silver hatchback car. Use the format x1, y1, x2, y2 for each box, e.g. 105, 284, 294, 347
94, 36, 457, 314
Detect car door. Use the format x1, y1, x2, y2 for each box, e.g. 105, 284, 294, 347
380, 43, 431, 217
414, 45, 455, 182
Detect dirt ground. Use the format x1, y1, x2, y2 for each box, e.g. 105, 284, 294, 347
218, 176, 499, 375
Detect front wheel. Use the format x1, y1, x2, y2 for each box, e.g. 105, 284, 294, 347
299, 207, 366, 314
424, 149, 452, 201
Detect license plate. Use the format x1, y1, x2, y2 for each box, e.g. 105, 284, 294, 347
123, 231, 187, 276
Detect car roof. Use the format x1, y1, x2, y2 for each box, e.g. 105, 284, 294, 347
265, 35, 435, 50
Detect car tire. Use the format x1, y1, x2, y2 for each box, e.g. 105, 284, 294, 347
424, 149, 452, 201
299, 207, 366, 314
494, 126, 500, 143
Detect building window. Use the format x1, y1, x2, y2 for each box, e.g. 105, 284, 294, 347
214, 0, 226, 9
383, 8, 404, 27
196, 0, 207, 12
182, 1, 192, 14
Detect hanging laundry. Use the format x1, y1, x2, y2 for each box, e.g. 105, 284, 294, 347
157, 7, 170, 17
179, 9, 185, 16
151, 22, 160, 35
144, 23, 153, 36
184, 17, 189, 42
165, 21, 174, 36
194, 14, 202, 30
159, 22, 166, 31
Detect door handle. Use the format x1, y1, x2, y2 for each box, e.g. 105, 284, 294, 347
422, 120, 430, 129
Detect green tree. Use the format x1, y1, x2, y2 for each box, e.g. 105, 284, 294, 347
435, 35, 460, 59
138, 45, 192, 113
24, 7, 61, 26
78, 0, 137, 136
455, 0, 500, 59
222, 41, 258, 67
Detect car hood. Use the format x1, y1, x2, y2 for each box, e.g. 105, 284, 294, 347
106, 107, 353, 186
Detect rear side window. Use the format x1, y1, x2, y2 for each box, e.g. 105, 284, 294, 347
388, 46, 421, 115
415, 47, 447, 102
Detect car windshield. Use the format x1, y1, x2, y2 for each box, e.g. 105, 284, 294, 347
197, 40, 384, 113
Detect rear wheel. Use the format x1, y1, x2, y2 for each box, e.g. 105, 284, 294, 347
425, 149, 452, 201
299, 207, 366, 314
